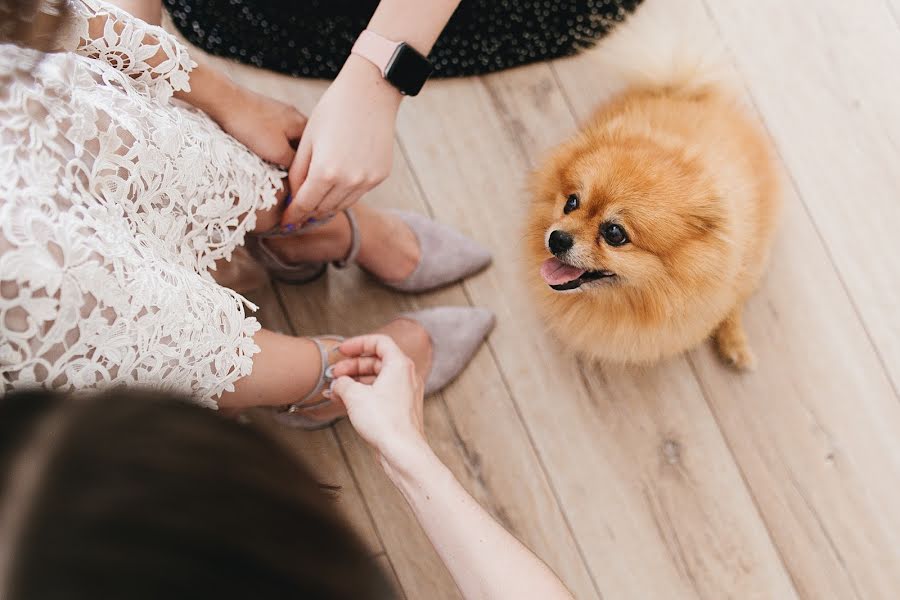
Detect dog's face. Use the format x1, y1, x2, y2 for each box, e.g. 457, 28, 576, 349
528, 136, 729, 306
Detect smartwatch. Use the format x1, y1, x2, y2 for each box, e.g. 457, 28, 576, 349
351, 30, 434, 97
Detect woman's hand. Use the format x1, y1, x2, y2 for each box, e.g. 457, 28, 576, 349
211, 85, 308, 168
282, 55, 402, 225
329, 334, 426, 472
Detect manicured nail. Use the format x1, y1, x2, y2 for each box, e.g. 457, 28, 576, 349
284, 193, 292, 207
285, 224, 295, 232
324, 365, 335, 380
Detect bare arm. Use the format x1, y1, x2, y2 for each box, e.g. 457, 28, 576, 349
388, 439, 574, 600
366, 0, 460, 54
331, 336, 573, 600
282, 0, 463, 225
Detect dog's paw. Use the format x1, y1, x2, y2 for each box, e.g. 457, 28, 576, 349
717, 339, 757, 371
714, 313, 756, 371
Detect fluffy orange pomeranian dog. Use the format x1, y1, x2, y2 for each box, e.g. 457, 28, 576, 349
525, 1, 780, 370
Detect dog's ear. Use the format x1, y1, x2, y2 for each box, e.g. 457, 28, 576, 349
685, 197, 726, 236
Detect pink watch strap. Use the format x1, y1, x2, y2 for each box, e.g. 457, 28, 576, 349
351, 30, 401, 76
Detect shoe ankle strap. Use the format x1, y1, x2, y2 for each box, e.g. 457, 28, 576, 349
281, 335, 344, 414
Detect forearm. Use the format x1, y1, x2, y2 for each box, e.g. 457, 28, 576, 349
366, 0, 461, 54
387, 441, 573, 600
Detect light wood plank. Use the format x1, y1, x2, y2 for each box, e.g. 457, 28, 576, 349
397, 57, 796, 597
226, 61, 600, 600
702, 0, 900, 394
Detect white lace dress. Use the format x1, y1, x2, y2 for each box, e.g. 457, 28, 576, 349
0, 0, 285, 407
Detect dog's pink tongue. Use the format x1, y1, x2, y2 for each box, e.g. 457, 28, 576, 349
540, 258, 586, 285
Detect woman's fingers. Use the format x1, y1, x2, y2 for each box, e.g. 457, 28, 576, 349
285, 142, 313, 224
333, 187, 366, 216
286, 172, 333, 225
331, 357, 383, 379
315, 183, 352, 218
338, 334, 407, 363
331, 376, 369, 406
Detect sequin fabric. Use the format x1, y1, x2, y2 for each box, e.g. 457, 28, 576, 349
162, 0, 643, 78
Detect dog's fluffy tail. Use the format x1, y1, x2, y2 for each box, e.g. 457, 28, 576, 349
594, 0, 734, 97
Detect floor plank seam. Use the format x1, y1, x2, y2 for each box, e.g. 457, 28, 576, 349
548, 63, 582, 126
698, 0, 900, 402
782, 464, 862, 600
459, 281, 607, 600
478, 77, 537, 169
685, 355, 803, 599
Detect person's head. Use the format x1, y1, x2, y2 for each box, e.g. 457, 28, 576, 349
0, 388, 392, 600
1, 0, 68, 49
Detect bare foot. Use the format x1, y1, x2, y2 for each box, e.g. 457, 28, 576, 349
265, 205, 420, 282
293, 317, 432, 425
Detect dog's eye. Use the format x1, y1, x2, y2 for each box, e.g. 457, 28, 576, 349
600, 222, 629, 246
563, 194, 579, 214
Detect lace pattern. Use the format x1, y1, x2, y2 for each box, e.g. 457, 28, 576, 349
0, 1, 285, 406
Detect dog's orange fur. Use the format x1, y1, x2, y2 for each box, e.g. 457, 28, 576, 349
525, 83, 780, 369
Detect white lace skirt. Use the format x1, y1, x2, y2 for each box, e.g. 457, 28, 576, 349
0, 44, 284, 407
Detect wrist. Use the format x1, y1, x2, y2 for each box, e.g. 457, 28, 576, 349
380, 435, 438, 487
340, 53, 403, 108
179, 64, 241, 124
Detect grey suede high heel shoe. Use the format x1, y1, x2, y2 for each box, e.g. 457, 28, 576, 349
272, 306, 496, 430
249, 208, 492, 292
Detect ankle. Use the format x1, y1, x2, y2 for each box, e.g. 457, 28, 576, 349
266, 213, 352, 264
355, 210, 420, 282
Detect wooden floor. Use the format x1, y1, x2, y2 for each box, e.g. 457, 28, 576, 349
183, 0, 900, 597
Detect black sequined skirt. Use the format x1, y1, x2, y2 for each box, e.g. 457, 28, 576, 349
163, 0, 643, 79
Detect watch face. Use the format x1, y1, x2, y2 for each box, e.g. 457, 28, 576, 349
385, 43, 434, 96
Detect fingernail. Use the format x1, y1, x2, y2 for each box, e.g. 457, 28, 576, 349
322, 388, 333, 399
284, 193, 292, 207
324, 365, 335, 380
285, 224, 295, 232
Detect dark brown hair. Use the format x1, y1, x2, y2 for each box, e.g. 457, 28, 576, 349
0, 0, 69, 49
0, 389, 392, 600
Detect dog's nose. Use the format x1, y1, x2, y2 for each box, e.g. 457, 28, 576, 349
548, 230, 574, 255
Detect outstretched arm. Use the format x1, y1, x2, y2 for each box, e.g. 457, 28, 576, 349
282, 0, 462, 226
331, 336, 573, 600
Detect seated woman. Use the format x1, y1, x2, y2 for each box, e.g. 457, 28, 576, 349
0, 0, 494, 426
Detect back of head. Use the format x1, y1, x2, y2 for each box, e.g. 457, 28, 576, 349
0, 389, 391, 600
1, 0, 69, 50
